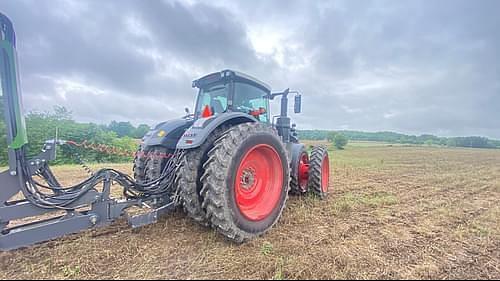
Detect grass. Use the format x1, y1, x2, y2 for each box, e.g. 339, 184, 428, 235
261, 242, 274, 256
330, 191, 399, 216
1, 142, 499, 279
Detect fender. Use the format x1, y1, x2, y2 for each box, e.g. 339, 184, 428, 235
177, 112, 257, 149
142, 118, 194, 150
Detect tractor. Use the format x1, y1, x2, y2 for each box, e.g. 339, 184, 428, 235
133, 70, 330, 242
0, 13, 329, 250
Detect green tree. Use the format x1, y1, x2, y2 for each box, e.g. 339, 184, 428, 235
447, 138, 457, 147
333, 133, 348, 149
108, 121, 135, 138
327, 131, 337, 143
133, 124, 151, 139
22, 107, 138, 165
53, 106, 73, 121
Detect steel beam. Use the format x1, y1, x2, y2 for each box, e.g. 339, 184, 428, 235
0, 212, 96, 251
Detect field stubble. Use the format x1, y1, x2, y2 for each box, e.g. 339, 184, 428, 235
0, 142, 499, 279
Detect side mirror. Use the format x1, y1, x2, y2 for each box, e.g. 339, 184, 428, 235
294, 94, 302, 114
185, 107, 190, 115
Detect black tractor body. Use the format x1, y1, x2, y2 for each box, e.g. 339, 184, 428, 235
135, 69, 331, 242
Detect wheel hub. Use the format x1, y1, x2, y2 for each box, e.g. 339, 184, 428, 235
298, 153, 309, 191
240, 168, 256, 190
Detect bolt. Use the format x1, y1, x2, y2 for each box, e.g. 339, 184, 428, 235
89, 215, 99, 225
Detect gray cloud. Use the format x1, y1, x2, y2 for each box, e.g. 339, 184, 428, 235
1, 0, 499, 138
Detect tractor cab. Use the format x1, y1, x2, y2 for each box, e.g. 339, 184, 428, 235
193, 70, 271, 123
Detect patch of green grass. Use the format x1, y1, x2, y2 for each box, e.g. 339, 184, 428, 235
347, 141, 399, 147
273, 256, 286, 280
331, 192, 399, 215
62, 265, 81, 278
360, 192, 399, 207
261, 241, 274, 256
471, 225, 490, 237
329, 149, 386, 168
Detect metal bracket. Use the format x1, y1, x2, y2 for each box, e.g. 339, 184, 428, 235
127, 202, 175, 228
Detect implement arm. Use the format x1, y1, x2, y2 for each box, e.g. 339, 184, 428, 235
1, 13, 28, 176
0, 13, 178, 251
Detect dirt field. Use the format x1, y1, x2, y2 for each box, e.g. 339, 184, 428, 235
1, 142, 499, 279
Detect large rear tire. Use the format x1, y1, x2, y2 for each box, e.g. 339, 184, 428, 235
133, 145, 148, 183
176, 126, 229, 226
201, 123, 289, 243
308, 146, 330, 198
133, 146, 172, 183
145, 147, 171, 181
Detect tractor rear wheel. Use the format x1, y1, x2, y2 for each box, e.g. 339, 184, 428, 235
145, 147, 171, 181
176, 126, 229, 226
133, 145, 148, 183
134, 146, 172, 183
308, 146, 330, 198
290, 146, 309, 194
201, 122, 289, 243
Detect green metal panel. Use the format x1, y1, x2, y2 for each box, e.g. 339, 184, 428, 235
0, 40, 28, 149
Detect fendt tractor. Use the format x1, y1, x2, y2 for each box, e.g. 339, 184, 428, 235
0, 12, 330, 250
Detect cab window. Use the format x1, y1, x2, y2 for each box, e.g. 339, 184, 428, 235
233, 82, 269, 123
196, 84, 228, 117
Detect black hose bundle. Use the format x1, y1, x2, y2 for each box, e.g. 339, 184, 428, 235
19, 147, 184, 210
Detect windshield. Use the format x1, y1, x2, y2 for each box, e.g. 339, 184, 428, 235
195, 83, 228, 117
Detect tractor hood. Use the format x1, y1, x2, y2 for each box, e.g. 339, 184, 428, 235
142, 118, 194, 150
177, 112, 257, 150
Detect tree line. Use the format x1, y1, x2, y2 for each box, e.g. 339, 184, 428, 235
298, 130, 500, 149
0, 105, 150, 166
2, 103, 499, 166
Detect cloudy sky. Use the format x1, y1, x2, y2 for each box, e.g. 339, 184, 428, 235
1, 0, 499, 138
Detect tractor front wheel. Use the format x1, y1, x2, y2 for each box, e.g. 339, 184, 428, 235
201, 123, 289, 243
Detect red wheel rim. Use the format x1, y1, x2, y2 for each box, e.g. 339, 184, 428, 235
321, 154, 330, 193
298, 153, 309, 192
235, 144, 284, 221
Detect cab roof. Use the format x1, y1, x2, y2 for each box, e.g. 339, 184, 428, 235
192, 69, 272, 93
